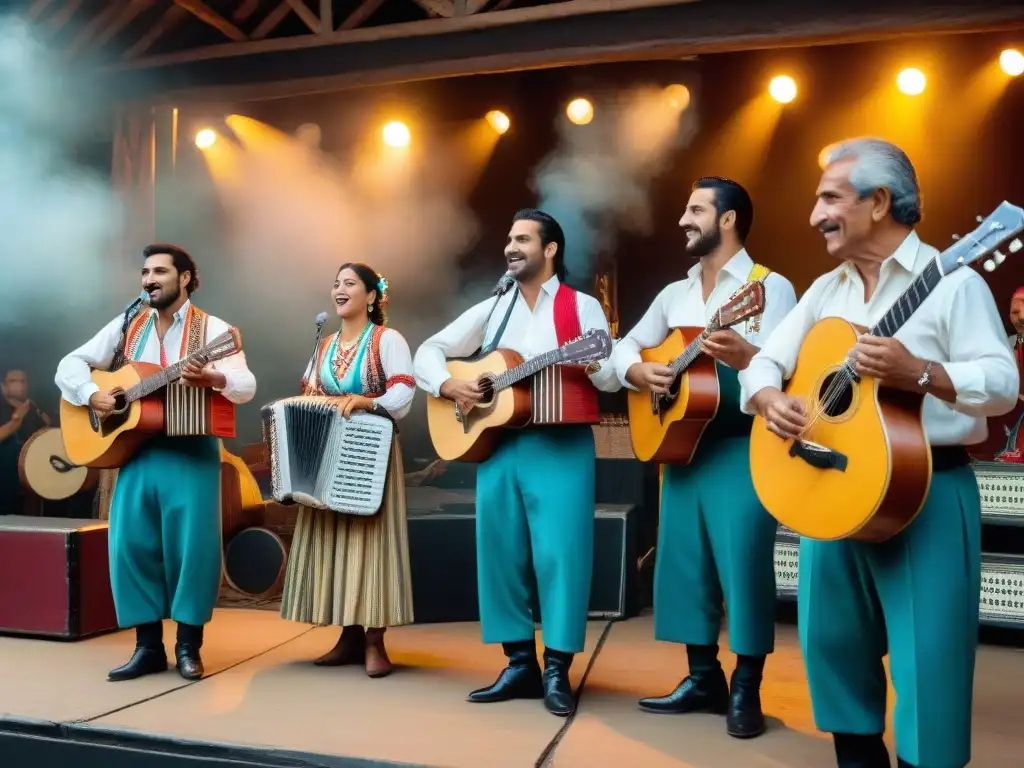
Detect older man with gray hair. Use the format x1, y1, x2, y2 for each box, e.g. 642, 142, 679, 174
739, 138, 1018, 768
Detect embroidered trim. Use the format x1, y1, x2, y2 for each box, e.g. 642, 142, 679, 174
385, 374, 415, 390
305, 324, 389, 397
124, 304, 207, 364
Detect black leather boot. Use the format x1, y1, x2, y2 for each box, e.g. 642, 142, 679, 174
175, 622, 205, 681
542, 648, 575, 717
638, 643, 729, 714
833, 733, 891, 768
108, 622, 167, 682
467, 641, 543, 703
726, 654, 767, 738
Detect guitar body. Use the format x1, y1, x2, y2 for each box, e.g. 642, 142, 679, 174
749, 317, 932, 542
627, 327, 721, 464
426, 349, 532, 463
18, 427, 99, 500
60, 362, 167, 469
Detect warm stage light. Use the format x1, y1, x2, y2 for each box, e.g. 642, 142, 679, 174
194, 129, 216, 149
768, 76, 797, 104
1000, 49, 1024, 77
486, 110, 510, 134
664, 84, 691, 110
896, 68, 926, 95
566, 98, 594, 125
382, 121, 410, 148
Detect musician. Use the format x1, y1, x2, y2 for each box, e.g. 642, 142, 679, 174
1010, 288, 1024, 398
279, 263, 416, 679
414, 208, 620, 717
54, 244, 256, 682
0, 370, 52, 515
610, 177, 797, 738
740, 138, 1018, 768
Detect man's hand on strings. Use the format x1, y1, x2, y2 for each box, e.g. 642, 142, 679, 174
752, 387, 807, 441
851, 335, 922, 389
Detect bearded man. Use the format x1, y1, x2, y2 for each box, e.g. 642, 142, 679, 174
55, 244, 256, 682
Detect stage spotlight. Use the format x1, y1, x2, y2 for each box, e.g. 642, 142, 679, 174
1000, 49, 1024, 77
768, 76, 797, 104
566, 98, 594, 125
896, 68, 926, 95
664, 84, 691, 110
486, 110, 510, 134
382, 121, 410, 148
194, 129, 216, 149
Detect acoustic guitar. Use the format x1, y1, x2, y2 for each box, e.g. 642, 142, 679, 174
750, 201, 1024, 543
18, 427, 98, 501
627, 281, 766, 463
60, 329, 242, 468
426, 329, 612, 462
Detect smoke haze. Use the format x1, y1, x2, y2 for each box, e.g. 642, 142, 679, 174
530, 83, 699, 287
0, 18, 127, 329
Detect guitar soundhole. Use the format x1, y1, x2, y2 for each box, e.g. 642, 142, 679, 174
817, 372, 854, 418
111, 390, 129, 415
477, 375, 496, 407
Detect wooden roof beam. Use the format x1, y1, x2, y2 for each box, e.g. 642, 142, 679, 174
174, 0, 249, 41
284, 0, 321, 33
413, 0, 454, 17
122, 5, 189, 60
92, 0, 157, 52
320, 0, 333, 32
251, 1, 291, 39
63, 2, 123, 58
339, 0, 385, 31
233, 0, 262, 21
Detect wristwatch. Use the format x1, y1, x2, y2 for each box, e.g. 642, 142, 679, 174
917, 361, 933, 389
585, 362, 602, 375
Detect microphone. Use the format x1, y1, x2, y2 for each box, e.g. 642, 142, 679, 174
308, 312, 329, 375
493, 272, 515, 297
124, 290, 149, 313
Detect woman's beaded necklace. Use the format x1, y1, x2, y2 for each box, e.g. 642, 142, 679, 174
334, 323, 371, 380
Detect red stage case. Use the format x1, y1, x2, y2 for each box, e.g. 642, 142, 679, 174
0, 516, 118, 639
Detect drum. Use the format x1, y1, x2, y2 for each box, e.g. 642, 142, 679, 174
18, 428, 98, 501
223, 526, 289, 599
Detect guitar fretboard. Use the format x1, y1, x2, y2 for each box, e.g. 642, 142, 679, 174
494, 347, 567, 391
120, 331, 239, 404
869, 260, 943, 338
668, 317, 722, 376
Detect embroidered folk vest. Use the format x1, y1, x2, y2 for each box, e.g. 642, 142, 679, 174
529, 284, 600, 426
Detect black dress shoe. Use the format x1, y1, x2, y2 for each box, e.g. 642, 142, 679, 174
541, 651, 575, 717
175, 644, 204, 681
468, 644, 543, 703
726, 682, 766, 738
108, 646, 168, 682
638, 670, 729, 714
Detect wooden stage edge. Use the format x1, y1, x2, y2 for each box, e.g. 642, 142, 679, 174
0, 609, 1020, 768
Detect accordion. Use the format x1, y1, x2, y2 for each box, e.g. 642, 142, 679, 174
163, 380, 236, 439
261, 396, 394, 516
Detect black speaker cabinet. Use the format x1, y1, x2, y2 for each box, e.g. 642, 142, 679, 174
407, 501, 639, 624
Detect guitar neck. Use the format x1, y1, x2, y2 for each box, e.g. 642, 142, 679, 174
868, 260, 943, 339
493, 347, 568, 391
119, 332, 238, 404
668, 317, 722, 376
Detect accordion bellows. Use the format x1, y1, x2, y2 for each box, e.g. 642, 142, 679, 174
261, 396, 394, 516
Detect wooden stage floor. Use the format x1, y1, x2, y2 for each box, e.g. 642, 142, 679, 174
0, 608, 1020, 767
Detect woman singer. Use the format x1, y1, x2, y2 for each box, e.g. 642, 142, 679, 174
280, 263, 416, 678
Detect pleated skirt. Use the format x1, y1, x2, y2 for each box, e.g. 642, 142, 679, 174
279, 439, 414, 628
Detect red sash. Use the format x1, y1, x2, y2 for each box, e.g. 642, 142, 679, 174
529, 284, 600, 425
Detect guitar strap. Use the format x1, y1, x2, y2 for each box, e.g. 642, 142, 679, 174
480, 288, 519, 355
744, 262, 771, 334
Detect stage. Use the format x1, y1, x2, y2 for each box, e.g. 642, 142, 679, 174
0, 610, 1020, 767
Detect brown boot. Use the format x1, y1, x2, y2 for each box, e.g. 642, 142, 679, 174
364, 627, 392, 678
314, 625, 365, 666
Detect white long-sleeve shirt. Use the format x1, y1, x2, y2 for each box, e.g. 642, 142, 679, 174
55, 299, 257, 407
414, 275, 621, 396
738, 231, 1019, 446
610, 248, 798, 391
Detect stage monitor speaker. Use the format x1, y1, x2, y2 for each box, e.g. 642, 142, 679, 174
407, 502, 639, 624
0, 516, 117, 639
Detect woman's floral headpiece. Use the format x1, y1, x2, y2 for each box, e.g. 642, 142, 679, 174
376, 275, 390, 308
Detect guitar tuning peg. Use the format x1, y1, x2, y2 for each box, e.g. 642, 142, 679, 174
976, 215, 984, 223
983, 259, 996, 272
1009, 239, 1022, 253
994, 250, 1006, 264
951, 234, 960, 240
